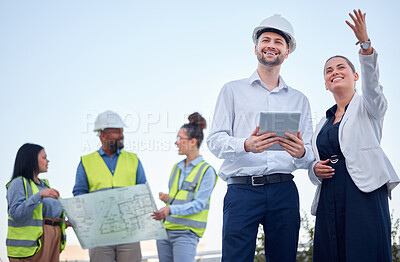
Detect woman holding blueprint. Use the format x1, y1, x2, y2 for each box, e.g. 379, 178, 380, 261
308, 10, 399, 262
152, 112, 217, 262
6, 143, 69, 262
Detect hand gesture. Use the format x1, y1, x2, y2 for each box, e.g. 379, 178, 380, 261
152, 206, 170, 221
244, 126, 279, 153
314, 159, 335, 179
346, 9, 372, 54
278, 131, 305, 158
39, 188, 60, 199
159, 192, 170, 202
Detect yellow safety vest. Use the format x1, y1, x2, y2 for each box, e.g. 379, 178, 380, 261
164, 161, 217, 237
6, 177, 66, 258
81, 150, 139, 192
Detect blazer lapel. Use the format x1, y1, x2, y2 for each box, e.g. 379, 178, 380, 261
312, 117, 328, 161
338, 93, 360, 141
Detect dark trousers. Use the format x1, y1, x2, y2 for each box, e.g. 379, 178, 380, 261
222, 180, 300, 262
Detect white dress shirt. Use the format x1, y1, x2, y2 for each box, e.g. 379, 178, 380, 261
207, 71, 314, 181
308, 50, 400, 215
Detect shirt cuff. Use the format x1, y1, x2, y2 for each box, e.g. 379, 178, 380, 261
293, 147, 313, 168
359, 48, 377, 62
236, 137, 247, 154
169, 205, 177, 215
308, 160, 322, 185
33, 192, 42, 204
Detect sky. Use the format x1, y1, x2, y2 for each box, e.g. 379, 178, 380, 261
1, 0, 400, 260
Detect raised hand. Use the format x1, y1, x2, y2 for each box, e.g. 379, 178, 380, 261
346, 9, 372, 54
159, 192, 170, 202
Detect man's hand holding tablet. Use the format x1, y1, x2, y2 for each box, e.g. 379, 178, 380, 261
245, 112, 305, 158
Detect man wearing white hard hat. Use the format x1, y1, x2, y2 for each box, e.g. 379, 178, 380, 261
207, 14, 314, 261
73, 110, 147, 262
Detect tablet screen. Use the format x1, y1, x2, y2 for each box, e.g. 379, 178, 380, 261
258, 111, 301, 150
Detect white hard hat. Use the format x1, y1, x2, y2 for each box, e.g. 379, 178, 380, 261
94, 110, 126, 132
252, 14, 296, 54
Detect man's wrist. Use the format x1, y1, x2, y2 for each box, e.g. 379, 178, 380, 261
244, 139, 249, 152
296, 148, 306, 159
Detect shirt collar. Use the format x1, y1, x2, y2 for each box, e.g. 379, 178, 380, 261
249, 70, 288, 92
33, 179, 43, 186
177, 155, 204, 169
98, 148, 121, 157
326, 104, 350, 118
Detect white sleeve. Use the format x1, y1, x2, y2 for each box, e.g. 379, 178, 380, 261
359, 49, 387, 120
293, 97, 315, 169
308, 160, 322, 186
206, 84, 247, 160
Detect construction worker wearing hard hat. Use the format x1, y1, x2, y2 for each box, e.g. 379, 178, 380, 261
207, 14, 314, 261
72, 110, 147, 262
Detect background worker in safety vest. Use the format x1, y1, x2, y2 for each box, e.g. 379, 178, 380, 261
73, 110, 147, 262
207, 14, 314, 261
152, 112, 217, 262
6, 143, 70, 262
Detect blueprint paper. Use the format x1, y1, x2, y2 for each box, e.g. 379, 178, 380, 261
59, 183, 167, 249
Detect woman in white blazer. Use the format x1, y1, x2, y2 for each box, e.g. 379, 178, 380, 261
308, 10, 399, 262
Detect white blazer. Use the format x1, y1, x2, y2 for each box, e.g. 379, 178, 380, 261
308, 50, 399, 215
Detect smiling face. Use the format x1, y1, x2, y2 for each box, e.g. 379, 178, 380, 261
255, 31, 289, 68
37, 149, 49, 173
324, 57, 359, 94
175, 128, 197, 156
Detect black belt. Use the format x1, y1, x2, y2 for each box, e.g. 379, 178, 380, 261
329, 154, 344, 164
321, 154, 345, 164
44, 219, 60, 226
227, 173, 294, 186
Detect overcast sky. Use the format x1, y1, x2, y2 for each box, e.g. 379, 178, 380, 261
1, 0, 400, 260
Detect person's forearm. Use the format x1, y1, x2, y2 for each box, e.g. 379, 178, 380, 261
207, 132, 247, 160
8, 192, 42, 223
359, 50, 387, 119
73, 162, 90, 196
136, 159, 147, 184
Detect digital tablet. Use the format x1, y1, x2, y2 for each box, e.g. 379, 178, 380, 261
258, 111, 301, 151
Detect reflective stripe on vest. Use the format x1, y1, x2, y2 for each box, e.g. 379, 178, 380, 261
164, 161, 217, 237
6, 177, 67, 258
6, 239, 39, 248
81, 150, 138, 192
164, 216, 208, 228
8, 219, 43, 227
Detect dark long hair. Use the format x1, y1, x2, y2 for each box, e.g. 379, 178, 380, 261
181, 112, 207, 148
11, 143, 44, 180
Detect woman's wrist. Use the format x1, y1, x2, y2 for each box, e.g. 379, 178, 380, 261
360, 46, 373, 55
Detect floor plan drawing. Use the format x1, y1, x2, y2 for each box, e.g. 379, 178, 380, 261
59, 183, 167, 249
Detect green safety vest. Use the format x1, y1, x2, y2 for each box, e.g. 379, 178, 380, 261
81, 150, 139, 192
164, 161, 217, 237
6, 177, 66, 258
